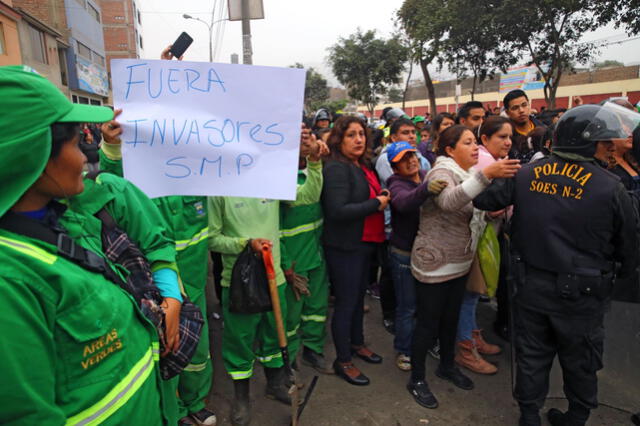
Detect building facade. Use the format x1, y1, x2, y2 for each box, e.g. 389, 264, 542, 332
64, 0, 108, 104
363, 66, 640, 117
100, 0, 142, 73
0, 0, 22, 66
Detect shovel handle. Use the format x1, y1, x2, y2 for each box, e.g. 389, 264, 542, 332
262, 244, 287, 349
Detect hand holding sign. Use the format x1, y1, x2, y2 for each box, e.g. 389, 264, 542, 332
111, 59, 306, 200
101, 109, 123, 144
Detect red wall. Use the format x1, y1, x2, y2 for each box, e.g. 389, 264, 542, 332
579, 92, 622, 105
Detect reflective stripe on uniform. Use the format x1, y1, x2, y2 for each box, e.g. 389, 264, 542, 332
229, 368, 253, 380
0, 236, 57, 264
280, 219, 323, 238
183, 355, 211, 372
286, 323, 300, 338
301, 314, 326, 323
151, 342, 160, 361
66, 347, 155, 426
256, 352, 282, 363
175, 227, 209, 251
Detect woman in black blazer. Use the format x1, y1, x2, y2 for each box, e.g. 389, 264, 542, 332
322, 116, 390, 385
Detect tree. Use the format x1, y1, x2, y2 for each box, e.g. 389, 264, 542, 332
436, 0, 517, 99
397, 0, 448, 115
290, 63, 330, 113
386, 87, 404, 103
594, 0, 640, 35
328, 29, 408, 117
495, 0, 602, 109
593, 60, 625, 69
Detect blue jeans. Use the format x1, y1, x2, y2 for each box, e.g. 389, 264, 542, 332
389, 248, 416, 355
457, 291, 480, 342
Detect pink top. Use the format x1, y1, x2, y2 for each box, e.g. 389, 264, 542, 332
475, 144, 498, 171
474, 144, 512, 222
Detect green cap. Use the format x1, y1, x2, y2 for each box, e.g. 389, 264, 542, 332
412, 115, 425, 124
0, 65, 114, 217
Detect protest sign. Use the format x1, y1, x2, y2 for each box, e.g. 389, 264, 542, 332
110, 59, 305, 200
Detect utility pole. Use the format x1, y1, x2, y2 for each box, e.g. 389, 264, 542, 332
241, 0, 252, 64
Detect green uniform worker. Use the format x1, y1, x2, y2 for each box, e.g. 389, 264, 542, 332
100, 141, 215, 425
280, 166, 330, 372
66, 172, 185, 424
208, 158, 322, 425
0, 65, 169, 425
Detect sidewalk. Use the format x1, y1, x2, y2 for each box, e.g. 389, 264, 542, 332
204, 291, 636, 425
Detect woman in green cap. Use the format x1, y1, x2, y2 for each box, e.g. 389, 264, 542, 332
0, 65, 171, 424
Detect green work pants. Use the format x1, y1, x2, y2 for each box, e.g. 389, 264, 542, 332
221, 285, 288, 380
177, 290, 212, 416
285, 262, 329, 360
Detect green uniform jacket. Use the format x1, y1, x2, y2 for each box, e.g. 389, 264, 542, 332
64, 172, 178, 274
280, 168, 324, 272
0, 228, 166, 425
208, 160, 323, 287
99, 149, 209, 298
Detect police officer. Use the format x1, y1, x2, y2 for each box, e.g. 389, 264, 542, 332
312, 108, 332, 131
473, 104, 639, 426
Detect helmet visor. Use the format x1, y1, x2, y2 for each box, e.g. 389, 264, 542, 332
584, 101, 640, 142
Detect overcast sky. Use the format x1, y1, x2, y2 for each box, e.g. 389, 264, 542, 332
138, 0, 640, 86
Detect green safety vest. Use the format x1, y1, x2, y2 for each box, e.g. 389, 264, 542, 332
99, 151, 209, 298
280, 169, 324, 272
0, 228, 167, 425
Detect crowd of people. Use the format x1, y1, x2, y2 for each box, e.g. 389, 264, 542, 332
1, 49, 640, 426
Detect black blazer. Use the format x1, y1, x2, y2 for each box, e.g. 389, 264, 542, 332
321, 159, 381, 250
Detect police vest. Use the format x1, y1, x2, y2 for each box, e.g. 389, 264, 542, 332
511, 155, 621, 274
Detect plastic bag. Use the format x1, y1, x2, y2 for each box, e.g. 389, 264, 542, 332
477, 223, 501, 297
230, 243, 272, 313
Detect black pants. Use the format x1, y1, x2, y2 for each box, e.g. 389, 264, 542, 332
325, 244, 376, 362
515, 272, 605, 426
410, 275, 467, 382
495, 231, 510, 328
369, 241, 396, 320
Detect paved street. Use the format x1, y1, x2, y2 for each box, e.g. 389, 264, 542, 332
204, 286, 638, 426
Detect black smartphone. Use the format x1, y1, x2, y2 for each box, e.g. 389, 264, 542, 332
169, 32, 193, 59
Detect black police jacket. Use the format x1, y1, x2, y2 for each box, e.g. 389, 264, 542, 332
473, 154, 638, 278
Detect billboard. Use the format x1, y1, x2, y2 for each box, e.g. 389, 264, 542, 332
76, 55, 109, 97
499, 64, 546, 94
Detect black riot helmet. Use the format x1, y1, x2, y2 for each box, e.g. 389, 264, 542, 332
313, 108, 331, 127
552, 103, 640, 157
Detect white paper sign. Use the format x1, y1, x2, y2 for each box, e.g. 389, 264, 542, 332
110, 59, 305, 200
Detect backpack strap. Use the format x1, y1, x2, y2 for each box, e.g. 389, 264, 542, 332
0, 211, 124, 286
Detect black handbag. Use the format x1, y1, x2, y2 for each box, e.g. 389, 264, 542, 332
229, 242, 272, 313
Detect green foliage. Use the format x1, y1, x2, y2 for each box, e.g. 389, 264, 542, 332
397, 0, 450, 114
328, 29, 408, 115
290, 62, 330, 112
593, 0, 640, 35
436, 0, 517, 97
494, 0, 602, 108
317, 99, 349, 117
387, 87, 404, 103
593, 60, 625, 69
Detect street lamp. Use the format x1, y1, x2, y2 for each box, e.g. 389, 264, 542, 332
183, 14, 228, 62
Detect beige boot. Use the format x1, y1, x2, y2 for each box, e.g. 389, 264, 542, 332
455, 340, 497, 375
472, 329, 502, 355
